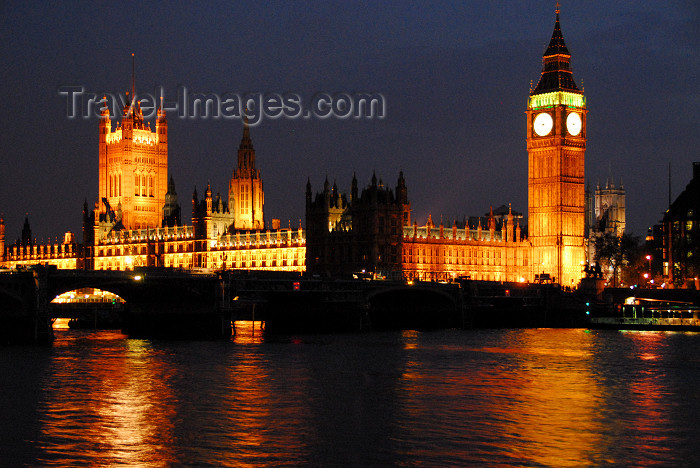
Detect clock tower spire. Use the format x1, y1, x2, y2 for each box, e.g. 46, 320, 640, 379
527, 6, 587, 287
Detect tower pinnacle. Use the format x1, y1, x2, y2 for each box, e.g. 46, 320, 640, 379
131, 52, 135, 104
531, 6, 578, 94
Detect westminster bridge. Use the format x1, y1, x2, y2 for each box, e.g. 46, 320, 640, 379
0, 266, 473, 343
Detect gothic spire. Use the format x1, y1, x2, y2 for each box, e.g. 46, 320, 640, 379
531, 5, 579, 94
236, 117, 255, 173
123, 53, 144, 127
239, 115, 254, 151
131, 52, 135, 104
544, 4, 569, 56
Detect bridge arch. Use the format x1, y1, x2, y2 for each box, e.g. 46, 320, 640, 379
45, 270, 226, 338
366, 285, 462, 330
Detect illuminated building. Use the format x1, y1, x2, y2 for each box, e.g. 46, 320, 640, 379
1, 8, 587, 285
402, 207, 529, 282
306, 174, 531, 282
0, 216, 4, 264
526, 6, 587, 287
1, 93, 304, 273
98, 74, 168, 232
1, 216, 80, 270
229, 119, 264, 230
585, 176, 626, 266
90, 116, 304, 272
663, 162, 700, 287
306, 8, 586, 284
593, 178, 626, 236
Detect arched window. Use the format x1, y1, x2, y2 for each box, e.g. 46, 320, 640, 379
141, 175, 146, 196
118, 173, 122, 197
240, 184, 249, 214
134, 172, 139, 196
149, 175, 154, 197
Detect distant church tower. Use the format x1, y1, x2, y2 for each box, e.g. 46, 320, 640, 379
594, 177, 626, 236
228, 119, 264, 230
527, 6, 587, 286
98, 55, 168, 231
586, 175, 626, 265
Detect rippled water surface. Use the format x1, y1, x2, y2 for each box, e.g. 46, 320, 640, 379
3, 324, 700, 466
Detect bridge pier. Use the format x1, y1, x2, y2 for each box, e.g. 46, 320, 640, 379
121, 305, 232, 340
117, 275, 232, 339
0, 268, 53, 344
32, 268, 54, 343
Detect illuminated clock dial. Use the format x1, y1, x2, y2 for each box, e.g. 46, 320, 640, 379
566, 112, 582, 136
533, 112, 553, 136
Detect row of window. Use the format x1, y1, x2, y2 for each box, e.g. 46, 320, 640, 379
106, 172, 157, 198
404, 246, 529, 267
135, 173, 155, 197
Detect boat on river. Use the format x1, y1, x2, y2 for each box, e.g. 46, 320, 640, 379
589, 297, 700, 331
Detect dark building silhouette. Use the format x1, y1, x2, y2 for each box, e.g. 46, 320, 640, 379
306, 172, 411, 277
162, 177, 182, 228
663, 162, 700, 287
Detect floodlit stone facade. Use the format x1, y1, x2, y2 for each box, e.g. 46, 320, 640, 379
1, 9, 588, 286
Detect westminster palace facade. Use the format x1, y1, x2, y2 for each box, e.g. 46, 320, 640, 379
2, 8, 589, 287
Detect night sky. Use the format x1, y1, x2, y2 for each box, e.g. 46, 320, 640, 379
1, 1, 698, 243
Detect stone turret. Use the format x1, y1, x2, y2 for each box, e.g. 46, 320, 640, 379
162, 177, 181, 227
21, 217, 32, 247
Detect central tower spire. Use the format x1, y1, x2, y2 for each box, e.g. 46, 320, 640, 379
228, 119, 264, 230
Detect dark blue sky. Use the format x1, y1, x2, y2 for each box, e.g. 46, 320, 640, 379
1, 1, 698, 242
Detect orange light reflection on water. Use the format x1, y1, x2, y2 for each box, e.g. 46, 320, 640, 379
232, 320, 265, 345
37, 333, 177, 467
394, 329, 607, 467
494, 330, 604, 467
213, 335, 314, 467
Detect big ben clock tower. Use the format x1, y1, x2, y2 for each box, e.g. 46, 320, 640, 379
527, 6, 587, 287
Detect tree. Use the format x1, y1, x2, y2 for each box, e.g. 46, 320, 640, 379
593, 233, 640, 287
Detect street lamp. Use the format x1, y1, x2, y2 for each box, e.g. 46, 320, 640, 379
646, 254, 652, 274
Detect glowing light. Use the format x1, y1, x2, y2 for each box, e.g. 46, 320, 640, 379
133, 275, 142, 281
529, 91, 585, 109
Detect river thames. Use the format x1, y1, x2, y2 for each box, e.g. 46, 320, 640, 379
3, 323, 700, 466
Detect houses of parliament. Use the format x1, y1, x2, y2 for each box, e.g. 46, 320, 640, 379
1, 9, 602, 288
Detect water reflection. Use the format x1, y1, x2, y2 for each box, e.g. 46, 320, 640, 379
12, 327, 700, 466
493, 330, 603, 467
232, 320, 265, 345
36, 331, 177, 466
391, 329, 604, 466
613, 332, 676, 463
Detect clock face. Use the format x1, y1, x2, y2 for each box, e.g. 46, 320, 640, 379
533, 112, 553, 136
566, 112, 582, 136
